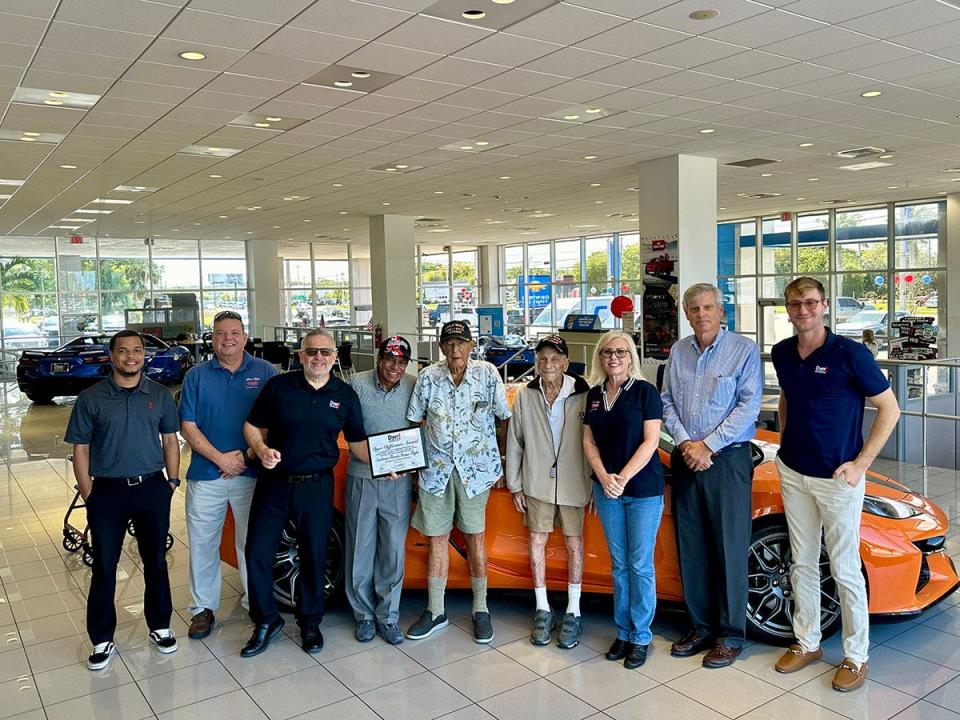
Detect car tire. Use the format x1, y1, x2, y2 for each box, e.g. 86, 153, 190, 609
26, 391, 54, 404
272, 513, 345, 613
745, 521, 843, 645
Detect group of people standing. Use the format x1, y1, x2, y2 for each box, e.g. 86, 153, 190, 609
68, 275, 898, 694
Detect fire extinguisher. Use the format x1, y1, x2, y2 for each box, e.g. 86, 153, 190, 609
374, 323, 383, 349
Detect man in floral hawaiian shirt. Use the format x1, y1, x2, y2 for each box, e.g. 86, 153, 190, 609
405, 320, 511, 644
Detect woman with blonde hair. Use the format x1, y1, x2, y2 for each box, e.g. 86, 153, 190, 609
582, 330, 664, 669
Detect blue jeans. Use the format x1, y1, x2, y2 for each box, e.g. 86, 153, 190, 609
594, 484, 663, 645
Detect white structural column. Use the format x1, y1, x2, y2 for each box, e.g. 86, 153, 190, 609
947, 193, 959, 357
478, 244, 499, 305
637, 154, 718, 339
247, 238, 282, 338
369, 214, 418, 336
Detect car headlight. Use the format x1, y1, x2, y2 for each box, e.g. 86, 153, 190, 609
863, 495, 922, 519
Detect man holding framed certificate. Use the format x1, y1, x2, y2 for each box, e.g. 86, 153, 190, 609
345, 336, 419, 646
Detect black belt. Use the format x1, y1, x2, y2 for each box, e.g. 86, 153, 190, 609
95, 470, 165, 486
286, 471, 331, 484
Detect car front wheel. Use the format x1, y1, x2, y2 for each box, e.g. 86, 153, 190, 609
746, 522, 843, 645
272, 514, 345, 613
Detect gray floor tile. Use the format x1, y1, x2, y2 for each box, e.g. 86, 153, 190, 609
666, 666, 784, 718
480, 677, 596, 720
245, 664, 353, 720
137, 659, 240, 714
434, 649, 540, 702
156, 689, 269, 720
546, 655, 658, 709
360, 671, 471, 720
324, 643, 426, 694
605, 685, 728, 720
43, 682, 154, 720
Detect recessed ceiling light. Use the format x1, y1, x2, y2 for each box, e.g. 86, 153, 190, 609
938, 191, 947, 195
351, 71, 371, 79
334, 80, 353, 88
193, 222, 201, 226
134, 220, 145, 224
273, 225, 280, 229
20, 136, 37, 141
48, 91, 68, 98
462, 9, 485, 19
43, 99, 63, 106
595, 200, 604, 204
396, 164, 409, 169
798, 142, 814, 147
563, 114, 580, 120
796, 197, 806, 200
585, 108, 603, 114
23, 131, 40, 137
434, 190, 444, 194
499, 175, 511, 180
219, 215, 228, 219
460, 145, 474, 150
589, 183, 601, 187
253, 122, 271, 128
385, 167, 397, 172
207, 147, 221, 152
332, 183, 343, 187
492, 0, 515, 4
718, 207, 727, 210
381, 202, 391, 206
689, 9, 720, 20
698, 128, 715, 134
861, 90, 883, 98
91, 198, 133, 204
464, 206, 472, 210
179, 51, 206, 61
265, 116, 282, 122
59, 164, 77, 169
583, 155, 597, 160
807, 177, 819, 181
887, 185, 899, 189
303, 219, 311, 222
475, 141, 489, 146
760, 173, 773, 177
879, 154, 894, 159
339, 211, 348, 214
209, 174, 222, 178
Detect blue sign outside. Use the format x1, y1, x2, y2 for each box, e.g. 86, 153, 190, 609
519, 274, 552, 309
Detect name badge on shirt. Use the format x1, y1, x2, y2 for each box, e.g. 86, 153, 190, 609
550, 466, 557, 479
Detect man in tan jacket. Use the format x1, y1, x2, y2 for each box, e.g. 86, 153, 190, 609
506, 335, 591, 649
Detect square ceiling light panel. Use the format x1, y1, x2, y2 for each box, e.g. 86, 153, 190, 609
0, 130, 66, 144
543, 105, 623, 124
302, 65, 402, 93
369, 162, 425, 173
12, 87, 101, 109
228, 113, 308, 131
423, 0, 559, 31
178, 145, 243, 158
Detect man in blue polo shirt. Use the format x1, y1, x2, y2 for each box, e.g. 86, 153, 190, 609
179, 310, 277, 640
241, 329, 368, 657
65, 330, 181, 671
771, 277, 900, 692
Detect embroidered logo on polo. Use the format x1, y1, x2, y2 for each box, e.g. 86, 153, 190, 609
329, 400, 341, 409
814, 365, 829, 375
590, 401, 600, 411
245, 377, 261, 389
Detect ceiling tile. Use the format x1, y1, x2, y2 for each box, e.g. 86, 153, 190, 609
162, 9, 279, 50
340, 42, 442, 75
54, 0, 179, 33
121, 61, 220, 89
414, 57, 509, 85
890, 19, 960, 52
253, 27, 366, 64
21, 69, 114, 95
477, 69, 566, 96
640, 0, 768, 33
522, 47, 622, 79
534, 79, 624, 104
42, 21, 154, 59
840, 0, 960, 39
816, 41, 918, 72
291, 0, 411, 39
640, 37, 745, 69
187, 0, 315, 23
782, 0, 912, 24
506, 3, 628, 45
693, 50, 795, 80
454, 32, 560, 66
576, 20, 689, 56
705, 10, 825, 47
0, 12, 48, 45
376, 15, 492, 55
377, 77, 461, 102
759, 26, 874, 61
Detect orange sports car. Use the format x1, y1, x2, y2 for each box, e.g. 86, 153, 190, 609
221, 425, 958, 644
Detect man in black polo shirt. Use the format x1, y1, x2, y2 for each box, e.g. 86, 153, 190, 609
65, 330, 181, 671
241, 329, 367, 657
771, 277, 900, 692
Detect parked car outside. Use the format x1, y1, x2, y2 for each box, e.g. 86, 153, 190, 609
530, 296, 615, 329
2, 322, 48, 350
836, 309, 909, 345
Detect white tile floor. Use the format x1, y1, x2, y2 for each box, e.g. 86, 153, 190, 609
3, 395, 960, 718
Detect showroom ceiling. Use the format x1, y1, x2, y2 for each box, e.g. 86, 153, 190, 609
1, 0, 960, 246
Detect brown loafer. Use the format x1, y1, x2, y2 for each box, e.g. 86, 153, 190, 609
670, 629, 714, 657
775, 644, 823, 674
188, 609, 215, 640
832, 659, 867, 692
702, 642, 742, 668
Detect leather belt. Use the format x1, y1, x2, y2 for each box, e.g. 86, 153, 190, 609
287, 471, 331, 484
95, 470, 165, 486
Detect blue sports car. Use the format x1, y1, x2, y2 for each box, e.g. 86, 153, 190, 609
16, 334, 193, 403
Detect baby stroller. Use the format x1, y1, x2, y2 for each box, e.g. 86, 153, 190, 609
62, 465, 175, 567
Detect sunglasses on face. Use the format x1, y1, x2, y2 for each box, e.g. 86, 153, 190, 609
213, 310, 243, 322
600, 348, 630, 359
302, 347, 336, 357
786, 299, 823, 312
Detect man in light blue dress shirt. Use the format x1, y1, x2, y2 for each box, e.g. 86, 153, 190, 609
661, 283, 762, 668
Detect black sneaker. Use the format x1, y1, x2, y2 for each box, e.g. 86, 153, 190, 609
472, 611, 494, 644
406, 610, 449, 640
87, 641, 116, 671
149, 629, 178, 654
556, 613, 583, 649
530, 608, 555, 646
355, 619, 376, 643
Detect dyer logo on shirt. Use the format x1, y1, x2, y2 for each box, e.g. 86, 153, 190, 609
590, 401, 600, 411
814, 365, 829, 375
329, 400, 341, 409
245, 377, 262, 389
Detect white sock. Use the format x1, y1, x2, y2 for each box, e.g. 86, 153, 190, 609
534, 585, 549, 612
566, 583, 582, 617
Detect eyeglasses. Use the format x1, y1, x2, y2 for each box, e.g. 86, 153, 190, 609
599, 348, 630, 359
213, 310, 243, 322
786, 299, 823, 312
302, 347, 336, 357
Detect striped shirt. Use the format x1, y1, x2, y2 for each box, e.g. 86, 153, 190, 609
661, 327, 762, 452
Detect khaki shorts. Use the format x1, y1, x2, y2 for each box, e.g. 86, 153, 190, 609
523, 496, 585, 536
412, 469, 489, 536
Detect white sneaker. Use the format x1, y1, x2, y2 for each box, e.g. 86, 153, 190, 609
88, 641, 116, 670
149, 629, 178, 654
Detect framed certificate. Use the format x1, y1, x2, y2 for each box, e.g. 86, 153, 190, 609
367, 427, 427, 478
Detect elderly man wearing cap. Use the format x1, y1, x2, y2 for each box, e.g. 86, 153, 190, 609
345, 336, 417, 646
406, 320, 512, 643
506, 335, 592, 649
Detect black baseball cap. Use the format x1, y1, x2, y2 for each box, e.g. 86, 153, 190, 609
535, 335, 568, 356
379, 335, 411, 360
440, 320, 472, 343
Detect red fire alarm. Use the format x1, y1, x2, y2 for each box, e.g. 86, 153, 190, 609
70, 235, 83, 244
780, 211, 792, 222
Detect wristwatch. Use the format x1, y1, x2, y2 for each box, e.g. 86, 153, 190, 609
168, 477, 181, 488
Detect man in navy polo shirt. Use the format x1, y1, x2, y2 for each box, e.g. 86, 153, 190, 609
241, 329, 368, 657
179, 310, 277, 640
770, 277, 900, 692
65, 330, 181, 671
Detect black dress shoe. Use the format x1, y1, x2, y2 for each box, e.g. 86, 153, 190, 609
241, 618, 285, 658
605, 638, 631, 661
624, 643, 649, 669
301, 626, 324, 654
670, 628, 714, 657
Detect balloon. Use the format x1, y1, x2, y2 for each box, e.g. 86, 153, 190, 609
874, 276, 885, 287
610, 295, 634, 318
904, 274, 914, 283
921, 274, 932, 285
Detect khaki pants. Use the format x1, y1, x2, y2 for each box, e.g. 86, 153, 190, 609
776, 456, 868, 664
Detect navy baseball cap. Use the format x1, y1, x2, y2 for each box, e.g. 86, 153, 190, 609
535, 335, 569, 356
440, 320, 472, 343
379, 335, 412, 360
